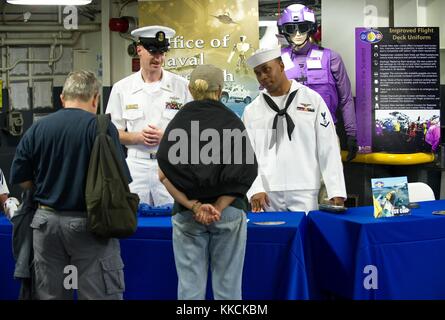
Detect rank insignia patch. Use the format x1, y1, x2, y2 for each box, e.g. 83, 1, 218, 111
320, 112, 330, 127
165, 96, 183, 110
156, 31, 165, 42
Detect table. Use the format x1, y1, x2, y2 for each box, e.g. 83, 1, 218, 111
307, 200, 445, 299
0, 211, 309, 300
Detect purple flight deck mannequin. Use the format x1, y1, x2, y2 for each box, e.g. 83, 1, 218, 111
277, 4, 358, 161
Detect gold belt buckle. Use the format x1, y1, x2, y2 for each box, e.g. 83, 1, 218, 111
38, 204, 55, 212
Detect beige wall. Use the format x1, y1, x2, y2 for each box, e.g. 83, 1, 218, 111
322, 0, 391, 95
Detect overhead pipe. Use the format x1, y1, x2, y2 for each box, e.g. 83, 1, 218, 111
0, 23, 100, 32
7, 75, 55, 81
58, 5, 62, 24
0, 44, 64, 72
0, 31, 81, 46
1, 21, 68, 25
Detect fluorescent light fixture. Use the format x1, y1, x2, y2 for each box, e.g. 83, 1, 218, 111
7, 0, 92, 5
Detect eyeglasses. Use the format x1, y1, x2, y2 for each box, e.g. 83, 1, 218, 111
282, 22, 312, 35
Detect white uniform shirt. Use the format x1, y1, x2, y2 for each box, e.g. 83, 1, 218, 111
242, 80, 346, 200
0, 169, 9, 195
106, 69, 192, 155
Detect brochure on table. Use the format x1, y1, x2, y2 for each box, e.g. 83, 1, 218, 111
372, 176, 411, 218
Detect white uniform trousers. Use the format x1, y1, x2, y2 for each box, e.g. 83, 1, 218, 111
266, 189, 319, 214
126, 157, 173, 206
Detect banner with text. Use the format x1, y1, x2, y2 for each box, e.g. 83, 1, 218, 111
356, 27, 440, 153
139, 0, 259, 116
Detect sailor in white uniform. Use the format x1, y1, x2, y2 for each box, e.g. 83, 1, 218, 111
242, 47, 346, 213
106, 25, 192, 205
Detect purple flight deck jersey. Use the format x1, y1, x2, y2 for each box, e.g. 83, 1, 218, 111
282, 42, 357, 137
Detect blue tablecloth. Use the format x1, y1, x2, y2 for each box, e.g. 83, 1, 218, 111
0, 211, 308, 300
307, 200, 445, 299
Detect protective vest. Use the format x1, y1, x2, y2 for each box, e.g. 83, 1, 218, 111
282, 46, 339, 122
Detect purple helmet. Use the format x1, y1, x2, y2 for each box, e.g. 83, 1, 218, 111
277, 4, 317, 37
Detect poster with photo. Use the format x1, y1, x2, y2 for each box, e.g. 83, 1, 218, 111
374, 109, 440, 153
356, 27, 440, 153
371, 176, 410, 218
139, 0, 259, 117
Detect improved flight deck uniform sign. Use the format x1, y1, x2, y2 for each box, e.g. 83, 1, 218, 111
356, 27, 440, 154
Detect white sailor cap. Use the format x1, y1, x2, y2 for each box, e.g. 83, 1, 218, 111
131, 25, 175, 39
246, 47, 282, 68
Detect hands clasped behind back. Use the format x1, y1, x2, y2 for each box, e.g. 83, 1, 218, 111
193, 203, 221, 225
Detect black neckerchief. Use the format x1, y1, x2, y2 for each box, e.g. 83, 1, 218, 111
262, 90, 298, 148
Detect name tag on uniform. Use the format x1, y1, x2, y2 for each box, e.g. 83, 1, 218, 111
310, 49, 324, 59
126, 104, 139, 110
307, 57, 322, 69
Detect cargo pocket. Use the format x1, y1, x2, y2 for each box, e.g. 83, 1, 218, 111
100, 255, 125, 295
69, 218, 87, 233
30, 214, 48, 231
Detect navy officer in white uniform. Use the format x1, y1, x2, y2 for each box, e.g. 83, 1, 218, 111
242, 47, 346, 213
106, 25, 192, 205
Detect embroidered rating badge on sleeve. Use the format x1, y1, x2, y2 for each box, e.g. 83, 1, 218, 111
320, 112, 330, 127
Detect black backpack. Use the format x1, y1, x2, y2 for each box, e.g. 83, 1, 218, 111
85, 114, 139, 238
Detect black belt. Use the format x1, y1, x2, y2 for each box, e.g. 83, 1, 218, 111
128, 150, 157, 159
